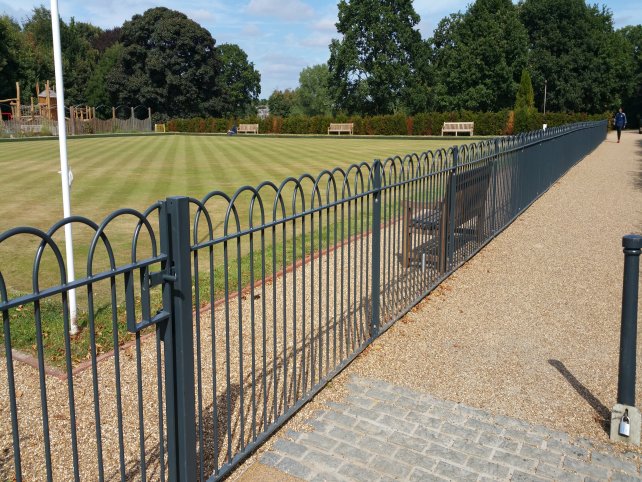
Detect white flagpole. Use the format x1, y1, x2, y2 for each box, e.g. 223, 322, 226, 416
50, 0, 79, 334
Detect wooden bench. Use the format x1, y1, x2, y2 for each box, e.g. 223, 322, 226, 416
402, 162, 492, 271
238, 123, 259, 134
441, 122, 474, 136
328, 123, 353, 135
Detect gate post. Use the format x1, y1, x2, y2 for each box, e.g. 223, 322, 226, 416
370, 159, 382, 339
160, 196, 197, 481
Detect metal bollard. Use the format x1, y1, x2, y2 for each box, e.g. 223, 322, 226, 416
617, 234, 642, 406
611, 234, 642, 445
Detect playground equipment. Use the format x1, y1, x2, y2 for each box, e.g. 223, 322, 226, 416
0, 81, 58, 121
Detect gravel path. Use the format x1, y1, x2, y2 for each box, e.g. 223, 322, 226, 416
231, 130, 642, 480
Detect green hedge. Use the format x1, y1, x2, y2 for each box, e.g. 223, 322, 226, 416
167, 111, 610, 136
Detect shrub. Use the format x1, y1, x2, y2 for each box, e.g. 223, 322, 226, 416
166, 111, 605, 136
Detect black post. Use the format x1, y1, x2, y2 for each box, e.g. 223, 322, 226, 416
370, 159, 382, 339
161, 196, 197, 482
617, 234, 642, 407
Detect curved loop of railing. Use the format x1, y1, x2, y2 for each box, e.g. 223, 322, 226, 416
226, 185, 265, 234
293, 173, 315, 216
42, 215, 115, 279
0, 270, 7, 306
274, 176, 305, 221
191, 196, 215, 244
0, 227, 66, 296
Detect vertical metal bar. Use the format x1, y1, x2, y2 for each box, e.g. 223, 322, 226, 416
2, 298, 22, 481
300, 205, 306, 400
617, 235, 642, 406
446, 147, 459, 272
223, 227, 232, 461
86, 283, 104, 481
236, 231, 245, 448
161, 196, 196, 482
209, 243, 219, 473
291, 214, 298, 406
325, 204, 331, 373
192, 250, 204, 480
260, 226, 267, 432
34, 300, 53, 482
312, 207, 323, 380
249, 230, 257, 440
491, 139, 499, 235
109, 274, 126, 481
309, 208, 315, 390
156, 330, 166, 482
136, 333, 147, 482
371, 160, 382, 339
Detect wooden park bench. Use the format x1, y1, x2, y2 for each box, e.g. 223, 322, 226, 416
238, 123, 259, 134
402, 162, 492, 272
441, 122, 474, 136
328, 123, 354, 135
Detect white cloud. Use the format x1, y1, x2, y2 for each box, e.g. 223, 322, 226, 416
185, 9, 217, 24
246, 0, 313, 21
241, 23, 264, 37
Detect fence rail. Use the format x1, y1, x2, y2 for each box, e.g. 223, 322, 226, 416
0, 121, 606, 481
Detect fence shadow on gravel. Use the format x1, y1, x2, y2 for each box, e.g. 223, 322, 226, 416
0, 121, 607, 481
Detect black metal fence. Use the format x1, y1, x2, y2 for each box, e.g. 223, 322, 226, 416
0, 121, 606, 481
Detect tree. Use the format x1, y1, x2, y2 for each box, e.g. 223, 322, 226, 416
514, 69, 537, 132
0, 16, 22, 101
85, 43, 123, 109
295, 64, 333, 116
16, 8, 102, 105
217, 43, 261, 117
106, 7, 221, 118
618, 25, 642, 127
430, 0, 528, 111
519, 0, 633, 113
514, 69, 534, 110
268, 89, 298, 117
20, 7, 55, 100
328, 0, 423, 115
60, 19, 101, 104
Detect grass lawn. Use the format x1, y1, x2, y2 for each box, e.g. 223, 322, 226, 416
0, 134, 472, 230
1, 134, 473, 284
0, 133, 475, 364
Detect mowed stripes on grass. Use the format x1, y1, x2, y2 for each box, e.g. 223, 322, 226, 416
0, 134, 473, 292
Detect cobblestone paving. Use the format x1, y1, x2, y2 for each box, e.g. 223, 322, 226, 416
260, 377, 642, 481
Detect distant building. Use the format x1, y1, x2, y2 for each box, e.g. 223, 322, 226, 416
257, 105, 269, 119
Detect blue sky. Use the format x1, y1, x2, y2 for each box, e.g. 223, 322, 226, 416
1, 0, 640, 98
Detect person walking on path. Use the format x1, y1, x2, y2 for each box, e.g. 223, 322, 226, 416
615, 107, 627, 142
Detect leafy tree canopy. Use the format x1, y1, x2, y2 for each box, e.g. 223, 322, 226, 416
328, 0, 423, 115
519, 0, 633, 113
296, 64, 333, 116
0, 16, 22, 100
515, 69, 535, 110
618, 25, 642, 125
268, 89, 298, 117
106, 7, 221, 118
217, 43, 261, 117
430, 0, 528, 111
